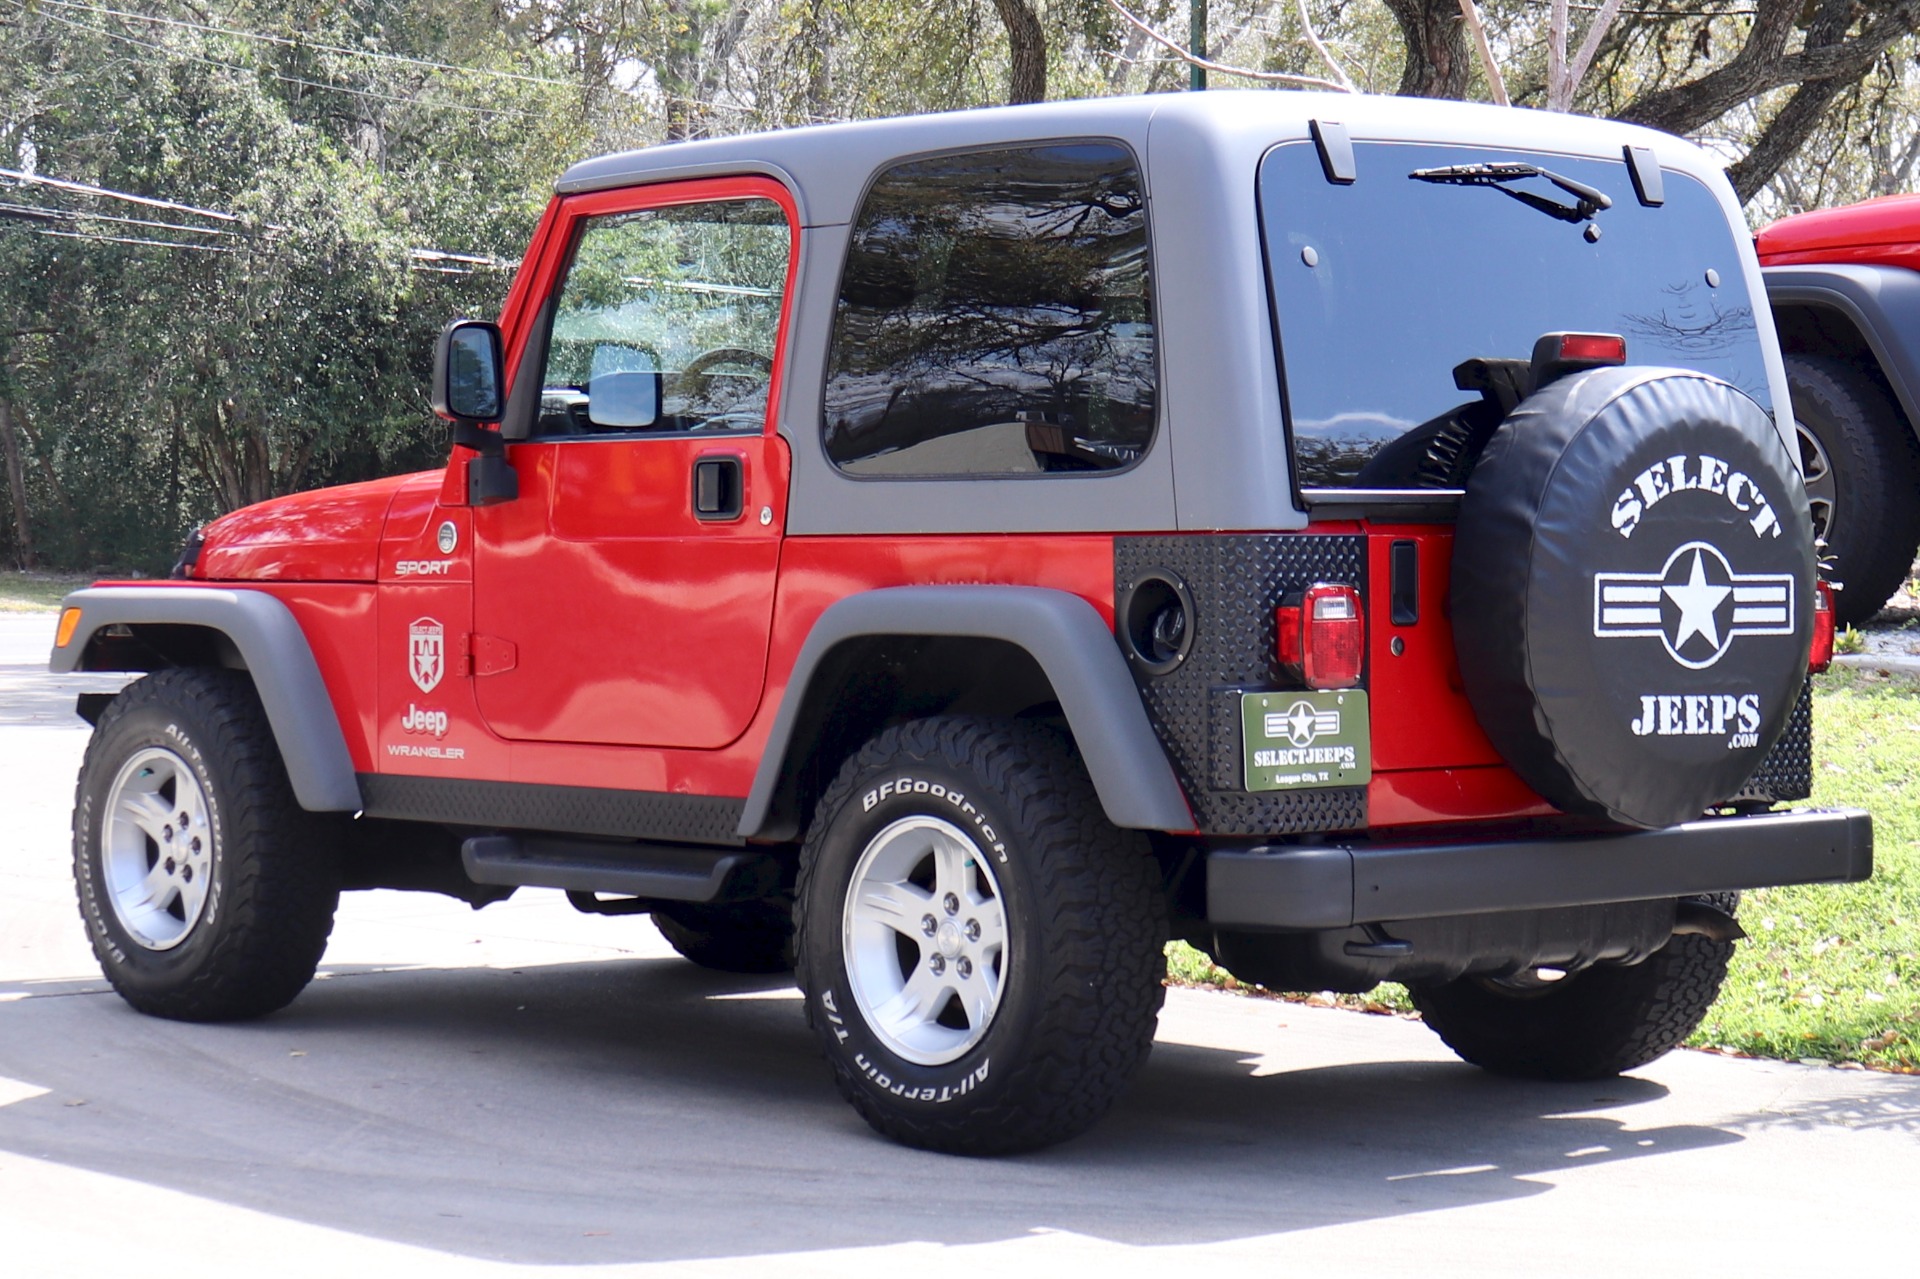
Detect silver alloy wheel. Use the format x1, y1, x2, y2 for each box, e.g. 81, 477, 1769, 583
101, 746, 214, 951
841, 815, 1009, 1067
1795, 418, 1837, 544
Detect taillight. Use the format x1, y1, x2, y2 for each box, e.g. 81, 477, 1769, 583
1553, 333, 1627, 363
1530, 331, 1627, 388
1277, 583, 1365, 689
1809, 580, 1836, 673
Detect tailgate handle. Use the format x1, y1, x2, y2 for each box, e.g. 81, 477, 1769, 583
692, 455, 743, 521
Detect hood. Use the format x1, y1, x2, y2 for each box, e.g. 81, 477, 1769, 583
1757, 193, 1920, 261
196, 471, 444, 582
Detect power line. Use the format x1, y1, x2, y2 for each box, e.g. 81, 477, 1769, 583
0, 220, 232, 252
0, 199, 240, 236
12, 2, 543, 118
0, 164, 246, 223
25, 0, 575, 87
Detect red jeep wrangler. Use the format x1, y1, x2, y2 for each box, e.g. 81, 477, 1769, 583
54, 93, 1869, 1154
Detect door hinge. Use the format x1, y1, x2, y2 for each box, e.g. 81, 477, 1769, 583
468, 633, 517, 677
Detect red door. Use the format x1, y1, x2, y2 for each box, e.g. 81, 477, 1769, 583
470, 177, 798, 750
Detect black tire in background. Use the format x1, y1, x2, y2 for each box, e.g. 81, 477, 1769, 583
72, 668, 342, 1021
1784, 353, 1920, 628
794, 716, 1166, 1155
1453, 367, 1816, 829
1410, 895, 1739, 1080
653, 899, 794, 974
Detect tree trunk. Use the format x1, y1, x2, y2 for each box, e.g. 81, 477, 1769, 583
9, 403, 81, 564
1622, 1, 1920, 138
991, 0, 1047, 105
0, 398, 32, 569
1728, 75, 1850, 204
1383, 0, 1471, 99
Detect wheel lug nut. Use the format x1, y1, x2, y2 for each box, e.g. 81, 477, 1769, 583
929, 954, 946, 975
956, 957, 972, 979
162, 827, 173, 842
190, 838, 201, 852
943, 893, 959, 916
965, 919, 981, 942
178, 812, 189, 826
164, 858, 176, 874
920, 914, 937, 937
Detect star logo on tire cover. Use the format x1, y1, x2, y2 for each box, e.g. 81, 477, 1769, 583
1592, 541, 1795, 670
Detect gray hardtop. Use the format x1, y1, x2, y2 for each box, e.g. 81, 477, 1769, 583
557, 92, 1727, 226
549, 93, 1782, 536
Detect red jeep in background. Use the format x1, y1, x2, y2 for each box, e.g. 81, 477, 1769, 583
51, 93, 1868, 1154
1762, 194, 1920, 626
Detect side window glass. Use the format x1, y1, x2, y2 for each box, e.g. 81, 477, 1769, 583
536, 197, 789, 438
824, 142, 1156, 477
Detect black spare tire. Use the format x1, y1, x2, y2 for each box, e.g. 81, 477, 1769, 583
1453, 367, 1814, 829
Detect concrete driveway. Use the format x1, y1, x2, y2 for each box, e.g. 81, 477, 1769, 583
2, 611, 1916, 1277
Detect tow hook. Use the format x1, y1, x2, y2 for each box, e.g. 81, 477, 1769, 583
1672, 899, 1748, 943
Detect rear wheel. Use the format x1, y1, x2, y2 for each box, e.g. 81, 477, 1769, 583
794, 716, 1166, 1154
1409, 899, 1736, 1080
72, 669, 341, 1021
1785, 353, 1920, 627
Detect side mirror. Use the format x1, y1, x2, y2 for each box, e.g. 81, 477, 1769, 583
432, 319, 504, 423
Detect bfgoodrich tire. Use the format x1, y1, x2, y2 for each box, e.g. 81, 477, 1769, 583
72, 668, 342, 1021
1408, 898, 1737, 1080
1784, 353, 1920, 628
794, 716, 1166, 1154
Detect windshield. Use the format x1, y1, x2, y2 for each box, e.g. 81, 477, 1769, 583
1258, 140, 1767, 492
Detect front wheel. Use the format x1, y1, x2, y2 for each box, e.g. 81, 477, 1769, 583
1785, 353, 1920, 627
1409, 900, 1737, 1081
794, 717, 1166, 1154
72, 668, 341, 1021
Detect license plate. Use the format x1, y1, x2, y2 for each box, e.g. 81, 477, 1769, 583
1242, 690, 1372, 792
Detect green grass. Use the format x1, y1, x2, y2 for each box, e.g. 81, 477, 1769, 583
1692, 666, 1920, 1071
1168, 665, 1920, 1070
0, 571, 91, 613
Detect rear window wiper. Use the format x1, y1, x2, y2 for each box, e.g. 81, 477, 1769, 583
1409, 162, 1613, 225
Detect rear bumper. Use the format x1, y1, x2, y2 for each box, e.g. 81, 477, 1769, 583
1206, 807, 1872, 931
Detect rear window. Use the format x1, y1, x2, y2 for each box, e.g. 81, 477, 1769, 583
1259, 141, 1768, 491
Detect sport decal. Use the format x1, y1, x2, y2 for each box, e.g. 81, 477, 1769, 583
409, 617, 445, 693
1593, 541, 1794, 670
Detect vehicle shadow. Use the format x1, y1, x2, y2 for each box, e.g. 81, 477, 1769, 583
0, 956, 1749, 1264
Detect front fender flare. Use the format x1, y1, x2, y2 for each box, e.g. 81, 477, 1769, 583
1765, 263, 1920, 438
739, 586, 1193, 840
49, 587, 362, 813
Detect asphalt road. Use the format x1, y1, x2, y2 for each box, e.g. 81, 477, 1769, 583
2, 611, 1917, 1277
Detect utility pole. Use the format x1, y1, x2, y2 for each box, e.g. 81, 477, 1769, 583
1189, 0, 1207, 90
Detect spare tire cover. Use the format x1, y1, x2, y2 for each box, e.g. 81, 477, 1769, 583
1453, 366, 1814, 829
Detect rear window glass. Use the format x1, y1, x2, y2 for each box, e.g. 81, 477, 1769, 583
823, 142, 1156, 477
1259, 141, 1767, 491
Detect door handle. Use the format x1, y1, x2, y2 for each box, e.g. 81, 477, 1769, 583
692, 455, 744, 521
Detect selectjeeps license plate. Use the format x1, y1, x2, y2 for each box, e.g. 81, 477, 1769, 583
1242, 690, 1372, 792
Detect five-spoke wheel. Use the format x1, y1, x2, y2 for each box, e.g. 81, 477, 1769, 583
843, 815, 1008, 1066
100, 747, 215, 951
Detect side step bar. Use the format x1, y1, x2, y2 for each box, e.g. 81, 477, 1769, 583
461, 834, 781, 904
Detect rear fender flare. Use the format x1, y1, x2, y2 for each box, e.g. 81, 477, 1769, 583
50, 587, 361, 813
739, 586, 1193, 840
